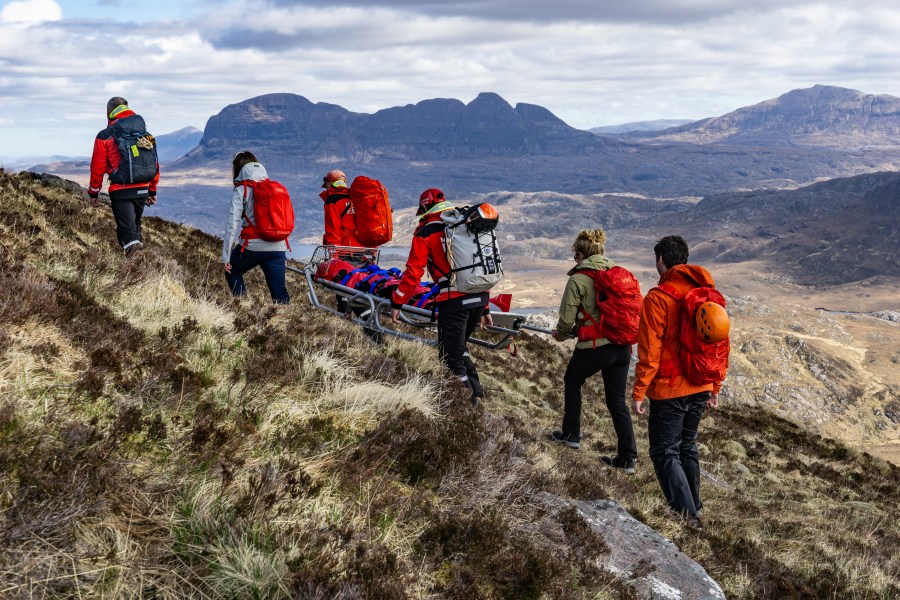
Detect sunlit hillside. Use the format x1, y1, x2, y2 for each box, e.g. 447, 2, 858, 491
1, 170, 897, 599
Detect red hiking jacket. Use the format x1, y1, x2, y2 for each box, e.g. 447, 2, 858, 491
88, 108, 159, 198
320, 188, 361, 246
391, 211, 488, 312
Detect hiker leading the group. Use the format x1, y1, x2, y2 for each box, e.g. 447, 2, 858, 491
390, 188, 492, 405
88, 96, 160, 258
632, 235, 727, 530
550, 229, 638, 472
221, 151, 290, 304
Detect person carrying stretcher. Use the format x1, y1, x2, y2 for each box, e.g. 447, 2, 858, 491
390, 189, 493, 405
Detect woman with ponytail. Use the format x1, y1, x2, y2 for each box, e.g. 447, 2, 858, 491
549, 229, 637, 473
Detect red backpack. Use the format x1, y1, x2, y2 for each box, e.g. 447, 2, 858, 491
655, 284, 730, 385
575, 266, 643, 346
240, 179, 295, 244
349, 176, 392, 247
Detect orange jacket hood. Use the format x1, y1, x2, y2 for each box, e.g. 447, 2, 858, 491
631, 263, 721, 402
658, 264, 715, 292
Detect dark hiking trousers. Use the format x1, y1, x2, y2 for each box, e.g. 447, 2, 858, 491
648, 391, 710, 517
437, 304, 484, 401
562, 344, 635, 459
109, 193, 146, 250
225, 247, 290, 304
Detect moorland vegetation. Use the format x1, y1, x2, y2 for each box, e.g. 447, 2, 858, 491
1, 170, 898, 598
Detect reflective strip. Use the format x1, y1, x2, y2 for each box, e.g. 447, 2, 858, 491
359, 309, 371, 318
396, 290, 406, 298
89, 185, 101, 193
108, 104, 129, 119
459, 375, 469, 382
463, 352, 470, 358
122, 240, 141, 250
462, 297, 481, 305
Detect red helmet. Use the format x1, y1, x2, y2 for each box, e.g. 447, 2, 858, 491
417, 188, 445, 215
695, 302, 730, 343
322, 169, 347, 188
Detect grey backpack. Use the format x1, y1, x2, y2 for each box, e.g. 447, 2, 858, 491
440, 204, 503, 294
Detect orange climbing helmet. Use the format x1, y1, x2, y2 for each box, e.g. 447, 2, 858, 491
695, 301, 730, 343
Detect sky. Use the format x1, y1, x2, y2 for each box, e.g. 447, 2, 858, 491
1, 0, 900, 157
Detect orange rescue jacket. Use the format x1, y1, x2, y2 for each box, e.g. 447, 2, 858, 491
632, 264, 724, 401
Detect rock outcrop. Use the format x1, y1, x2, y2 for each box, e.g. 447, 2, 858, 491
543, 494, 726, 600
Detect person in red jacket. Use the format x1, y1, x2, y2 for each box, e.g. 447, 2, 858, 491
88, 97, 160, 257
390, 188, 492, 405
320, 169, 361, 247
632, 235, 726, 530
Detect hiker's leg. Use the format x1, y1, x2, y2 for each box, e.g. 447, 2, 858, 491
225, 246, 256, 297
562, 347, 604, 439
648, 396, 698, 516
259, 251, 290, 304
437, 309, 476, 397
109, 197, 138, 249
600, 344, 637, 460
680, 391, 709, 512
131, 197, 145, 244
460, 306, 484, 399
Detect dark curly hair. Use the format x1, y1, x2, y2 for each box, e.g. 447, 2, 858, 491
654, 235, 689, 268
232, 151, 258, 180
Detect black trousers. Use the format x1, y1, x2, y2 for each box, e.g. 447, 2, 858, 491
437, 305, 484, 401
648, 391, 710, 517
562, 344, 635, 459
109, 194, 146, 249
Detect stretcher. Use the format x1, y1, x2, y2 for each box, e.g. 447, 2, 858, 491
289, 245, 553, 349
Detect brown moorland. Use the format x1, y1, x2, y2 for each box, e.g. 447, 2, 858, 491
0, 170, 897, 598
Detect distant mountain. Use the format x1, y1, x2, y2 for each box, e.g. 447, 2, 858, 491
181, 92, 611, 166
1, 155, 87, 171
632, 85, 900, 149
156, 126, 202, 163
590, 119, 693, 134
165, 89, 900, 205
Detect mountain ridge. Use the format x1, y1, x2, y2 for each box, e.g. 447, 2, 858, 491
629, 85, 900, 148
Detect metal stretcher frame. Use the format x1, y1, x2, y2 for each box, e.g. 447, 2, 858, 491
289, 245, 552, 349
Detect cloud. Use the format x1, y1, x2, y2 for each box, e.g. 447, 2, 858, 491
1, 0, 900, 156
0, 0, 61, 23
265, 0, 898, 25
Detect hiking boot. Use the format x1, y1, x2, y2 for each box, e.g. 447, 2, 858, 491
601, 455, 636, 474
550, 430, 580, 449
124, 242, 143, 258
685, 515, 704, 531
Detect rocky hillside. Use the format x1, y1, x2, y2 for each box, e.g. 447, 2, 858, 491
629, 85, 900, 149
1, 170, 898, 598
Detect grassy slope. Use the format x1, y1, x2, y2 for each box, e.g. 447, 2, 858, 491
0, 169, 897, 599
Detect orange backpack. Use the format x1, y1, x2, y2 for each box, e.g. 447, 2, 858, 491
239, 179, 295, 244
656, 284, 730, 385
575, 266, 643, 346
349, 176, 393, 247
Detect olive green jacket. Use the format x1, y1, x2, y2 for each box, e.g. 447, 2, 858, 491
556, 253, 616, 349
